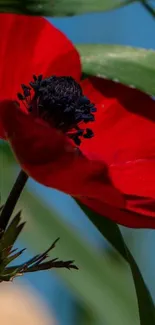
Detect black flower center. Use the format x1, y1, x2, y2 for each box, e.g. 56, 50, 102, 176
17, 75, 96, 146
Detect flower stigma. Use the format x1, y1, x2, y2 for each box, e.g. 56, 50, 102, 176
17, 75, 96, 145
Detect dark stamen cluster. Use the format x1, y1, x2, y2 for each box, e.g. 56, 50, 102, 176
17, 75, 96, 145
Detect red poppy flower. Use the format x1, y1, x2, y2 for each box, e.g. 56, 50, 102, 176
1, 13, 155, 229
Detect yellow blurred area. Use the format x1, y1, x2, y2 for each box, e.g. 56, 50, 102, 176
0, 281, 55, 325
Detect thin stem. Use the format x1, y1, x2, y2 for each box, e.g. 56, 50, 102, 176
141, 1, 155, 18
0, 170, 28, 234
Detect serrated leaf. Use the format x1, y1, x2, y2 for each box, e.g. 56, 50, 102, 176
0, 266, 22, 281
26, 259, 78, 272
77, 44, 155, 96
3, 248, 26, 267
76, 200, 155, 325
0, 0, 134, 17
0, 211, 25, 252
5, 238, 78, 273
0, 273, 14, 282
9, 259, 78, 273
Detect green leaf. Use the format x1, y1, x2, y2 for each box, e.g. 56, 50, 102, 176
76, 200, 155, 325
0, 0, 134, 16
77, 44, 155, 96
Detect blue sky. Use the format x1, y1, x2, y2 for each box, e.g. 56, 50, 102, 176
51, 2, 155, 48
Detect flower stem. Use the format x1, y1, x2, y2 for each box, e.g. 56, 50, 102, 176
0, 170, 28, 235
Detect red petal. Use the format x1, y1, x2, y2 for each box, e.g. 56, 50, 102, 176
81, 77, 155, 163
0, 13, 81, 139
110, 159, 155, 198
80, 197, 155, 228
81, 77, 155, 214
0, 13, 81, 101
1, 100, 124, 208
125, 195, 155, 218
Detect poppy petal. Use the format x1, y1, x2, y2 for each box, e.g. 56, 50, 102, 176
125, 195, 155, 218
81, 77, 155, 161
0, 13, 81, 139
0, 13, 81, 102
80, 197, 155, 228
0, 100, 125, 209
110, 159, 155, 199
81, 77, 155, 201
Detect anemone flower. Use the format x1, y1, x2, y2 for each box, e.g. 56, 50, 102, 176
1, 13, 155, 229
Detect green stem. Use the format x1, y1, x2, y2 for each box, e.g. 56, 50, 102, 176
0, 170, 28, 235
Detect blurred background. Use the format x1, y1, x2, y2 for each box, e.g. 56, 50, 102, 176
1, 2, 155, 325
